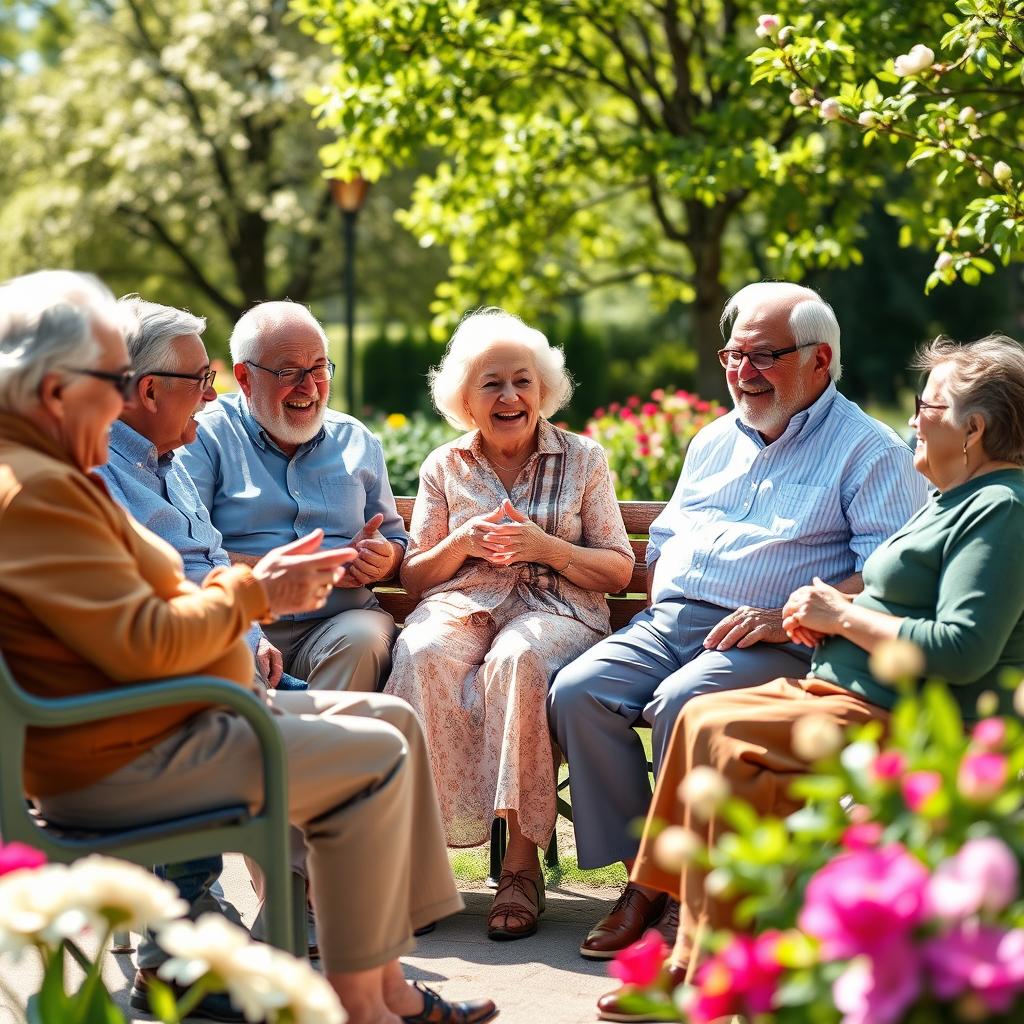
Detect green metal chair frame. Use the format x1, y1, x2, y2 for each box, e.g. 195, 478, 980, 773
0, 652, 303, 956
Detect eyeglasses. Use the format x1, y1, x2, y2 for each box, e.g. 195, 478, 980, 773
67, 368, 136, 400
146, 368, 218, 390
914, 395, 949, 416
717, 342, 819, 371
244, 360, 335, 388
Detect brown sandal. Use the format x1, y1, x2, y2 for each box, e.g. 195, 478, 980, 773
487, 869, 545, 941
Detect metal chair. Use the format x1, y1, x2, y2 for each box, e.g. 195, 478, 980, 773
0, 653, 304, 956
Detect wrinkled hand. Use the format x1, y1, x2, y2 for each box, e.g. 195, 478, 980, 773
337, 513, 396, 587
456, 504, 515, 561
253, 530, 357, 617
256, 636, 284, 686
703, 605, 789, 650
479, 499, 554, 566
782, 577, 851, 642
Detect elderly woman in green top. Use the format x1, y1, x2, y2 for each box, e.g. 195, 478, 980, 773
596, 334, 1024, 1023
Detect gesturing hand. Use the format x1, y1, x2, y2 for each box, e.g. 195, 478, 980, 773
338, 513, 397, 587
253, 529, 357, 617
256, 636, 284, 686
703, 605, 789, 651
479, 499, 555, 566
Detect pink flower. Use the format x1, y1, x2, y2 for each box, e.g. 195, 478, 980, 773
635, 432, 649, 444
923, 924, 1024, 1012
609, 930, 667, 987
901, 770, 942, 812
799, 845, 929, 960
619, 408, 634, 421
0, 840, 47, 876
870, 750, 907, 783
690, 932, 783, 1024
842, 823, 884, 851
608, 402, 620, 414
833, 941, 921, 1024
928, 837, 1019, 920
971, 718, 1006, 751
695, 400, 711, 412
627, 395, 640, 408
958, 752, 1008, 802
593, 407, 606, 419
650, 388, 665, 401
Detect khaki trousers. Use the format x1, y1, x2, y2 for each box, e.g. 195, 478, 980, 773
38, 690, 463, 973
631, 676, 889, 960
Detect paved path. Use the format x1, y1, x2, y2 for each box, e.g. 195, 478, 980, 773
0, 855, 621, 1024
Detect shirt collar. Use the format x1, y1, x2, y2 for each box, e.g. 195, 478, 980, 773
109, 420, 161, 474
234, 393, 326, 456
452, 418, 562, 456
734, 381, 838, 447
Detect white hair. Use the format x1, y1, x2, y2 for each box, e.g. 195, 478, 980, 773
430, 307, 575, 430
228, 300, 328, 366
720, 281, 843, 382
117, 295, 206, 376
0, 270, 131, 414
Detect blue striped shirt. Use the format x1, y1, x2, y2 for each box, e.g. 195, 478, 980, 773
647, 383, 928, 610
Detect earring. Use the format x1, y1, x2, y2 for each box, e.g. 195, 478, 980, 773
963, 438, 969, 466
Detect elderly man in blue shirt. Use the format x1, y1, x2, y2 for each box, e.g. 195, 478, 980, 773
548, 281, 929, 961
179, 300, 408, 694
96, 297, 307, 1022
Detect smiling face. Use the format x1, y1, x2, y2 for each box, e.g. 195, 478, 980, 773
464, 342, 542, 453
235, 315, 329, 452
157, 334, 218, 453
725, 298, 832, 442
910, 362, 970, 490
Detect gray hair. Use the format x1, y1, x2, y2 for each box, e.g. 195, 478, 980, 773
430, 308, 575, 431
117, 296, 206, 377
228, 301, 328, 366
0, 270, 129, 414
720, 281, 843, 382
914, 334, 1024, 465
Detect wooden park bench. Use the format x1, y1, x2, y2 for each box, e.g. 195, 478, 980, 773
375, 496, 666, 881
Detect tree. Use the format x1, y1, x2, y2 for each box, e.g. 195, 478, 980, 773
296, 0, 936, 396
750, 0, 1024, 294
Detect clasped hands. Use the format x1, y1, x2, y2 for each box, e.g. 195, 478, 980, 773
458, 499, 555, 567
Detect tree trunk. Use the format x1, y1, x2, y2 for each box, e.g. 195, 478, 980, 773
687, 202, 730, 403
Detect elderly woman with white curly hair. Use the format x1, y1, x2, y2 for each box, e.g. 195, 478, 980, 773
385, 308, 634, 940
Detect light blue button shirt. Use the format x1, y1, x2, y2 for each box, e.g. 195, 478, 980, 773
648, 383, 928, 611
179, 393, 408, 622
97, 419, 263, 654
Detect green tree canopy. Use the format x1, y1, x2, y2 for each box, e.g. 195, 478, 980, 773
297, 0, 937, 396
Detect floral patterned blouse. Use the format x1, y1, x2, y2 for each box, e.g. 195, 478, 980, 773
407, 419, 633, 634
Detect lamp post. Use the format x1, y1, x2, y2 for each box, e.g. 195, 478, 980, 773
330, 175, 371, 413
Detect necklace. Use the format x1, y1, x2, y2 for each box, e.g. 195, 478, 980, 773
487, 453, 531, 472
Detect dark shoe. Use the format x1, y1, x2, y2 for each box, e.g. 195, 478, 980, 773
486, 869, 545, 941
653, 898, 679, 948
400, 980, 498, 1023
596, 963, 689, 1023
580, 885, 667, 960
130, 968, 245, 1022
413, 920, 437, 937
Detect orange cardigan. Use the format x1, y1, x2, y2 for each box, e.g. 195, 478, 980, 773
0, 413, 269, 798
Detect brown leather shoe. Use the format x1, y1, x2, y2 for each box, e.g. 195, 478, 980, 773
580, 884, 668, 960
400, 981, 498, 1023
653, 897, 679, 948
596, 963, 689, 1023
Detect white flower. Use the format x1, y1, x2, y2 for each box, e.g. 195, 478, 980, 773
820, 97, 842, 121
679, 766, 730, 821
840, 740, 879, 780
755, 13, 780, 38
778, 25, 793, 43
1013, 681, 1024, 718
958, 106, 977, 125
0, 864, 81, 956
69, 856, 186, 932
934, 251, 954, 272
789, 88, 809, 107
158, 915, 345, 1024
857, 110, 878, 127
994, 160, 1013, 184
792, 714, 845, 762
868, 638, 925, 682
894, 44, 935, 77
653, 827, 703, 873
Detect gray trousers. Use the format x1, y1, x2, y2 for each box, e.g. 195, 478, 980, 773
546, 598, 811, 869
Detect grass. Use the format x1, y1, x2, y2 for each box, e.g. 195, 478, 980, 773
447, 732, 652, 890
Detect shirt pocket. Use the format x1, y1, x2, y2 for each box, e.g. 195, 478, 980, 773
320, 476, 366, 522
769, 484, 827, 537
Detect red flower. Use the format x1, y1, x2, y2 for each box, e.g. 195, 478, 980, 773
609, 930, 668, 987
641, 402, 658, 416
0, 840, 47, 876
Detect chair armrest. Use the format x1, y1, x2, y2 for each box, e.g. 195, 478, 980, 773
12, 677, 286, 814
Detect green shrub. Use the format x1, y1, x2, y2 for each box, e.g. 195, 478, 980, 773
368, 411, 459, 496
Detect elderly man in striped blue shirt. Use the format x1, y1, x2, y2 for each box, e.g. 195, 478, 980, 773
548, 281, 927, 960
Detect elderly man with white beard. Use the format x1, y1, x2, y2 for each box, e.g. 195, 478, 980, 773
180, 301, 407, 694
548, 280, 928, 962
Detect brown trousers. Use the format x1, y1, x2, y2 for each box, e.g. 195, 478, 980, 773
632, 676, 889, 959
38, 689, 463, 973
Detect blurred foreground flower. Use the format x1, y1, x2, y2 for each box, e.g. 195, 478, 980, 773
868, 637, 925, 683
678, 766, 730, 822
